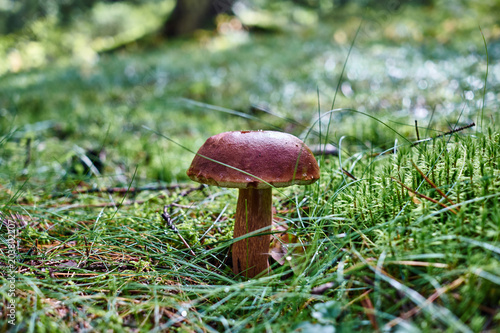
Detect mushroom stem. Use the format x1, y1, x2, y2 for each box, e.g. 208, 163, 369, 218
232, 188, 272, 278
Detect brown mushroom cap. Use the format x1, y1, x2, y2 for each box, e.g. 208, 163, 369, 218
187, 130, 320, 189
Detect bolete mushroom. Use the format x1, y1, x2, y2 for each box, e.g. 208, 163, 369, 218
187, 130, 320, 278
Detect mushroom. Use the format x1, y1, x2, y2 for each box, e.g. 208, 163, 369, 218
187, 130, 320, 278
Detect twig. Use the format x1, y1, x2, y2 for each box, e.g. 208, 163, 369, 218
311, 282, 336, 295
411, 161, 458, 210
161, 206, 196, 256
21, 184, 205, 210
360, 291, 379, 331
412, 122, 475, 147
84, 236, 90, 258
24, 199, 153, 209
390, 177, 458, 215
385, 277, 465, 329
341, 168, 357, 181
387, 260, 448, 268
415, 120, 420, 141
175, 184, 205, 199
49, 184, 190, 198
345, 289, 374, 308
373, 122, 475, 157
49, 272, 161, 278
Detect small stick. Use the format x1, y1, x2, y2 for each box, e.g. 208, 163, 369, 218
25, 199, 152, 209
412, 122, 475, 147
176, 184, 204, 199
36, 185, 205, 210
436, 122, 476, 138
49, 184, 191, 198
361, 291, 379, 331
84, 236, 90, 258
415, 120, 420, 141
161, 206, 196, 256
411, 161, 458, 210
390, 177, 458, 215
388, 260, 448, 268
311, 282, 335, 295
341, 168, 357, 181
372, 122, 475, 157
385, 276, 465, 329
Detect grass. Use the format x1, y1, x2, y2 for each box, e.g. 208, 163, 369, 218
1, 2, 500, 332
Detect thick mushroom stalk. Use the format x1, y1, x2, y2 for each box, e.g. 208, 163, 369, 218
233, 188, 272, 277
186, 130, 320, 278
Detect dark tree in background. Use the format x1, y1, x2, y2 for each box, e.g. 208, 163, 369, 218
161, 0, 435, 38
162, 0, 234, 37
1, 0, 235, 37
0, 0, 435, 38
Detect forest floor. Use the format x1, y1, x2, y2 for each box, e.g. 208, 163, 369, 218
1, 2, 500, 332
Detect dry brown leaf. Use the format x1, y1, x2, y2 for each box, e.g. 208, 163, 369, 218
269, 220, 306, 274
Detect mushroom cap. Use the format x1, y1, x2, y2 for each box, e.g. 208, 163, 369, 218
187, 130, 320, 189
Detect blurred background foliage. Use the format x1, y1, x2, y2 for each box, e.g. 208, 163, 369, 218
1, 0, 499, 75
0, 0, 499, 185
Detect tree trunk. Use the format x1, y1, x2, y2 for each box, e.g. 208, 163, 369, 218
162, 0, 234, 37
